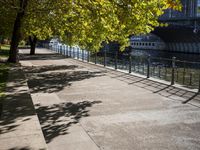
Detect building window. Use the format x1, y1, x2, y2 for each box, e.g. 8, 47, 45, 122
197, 0, 200, 16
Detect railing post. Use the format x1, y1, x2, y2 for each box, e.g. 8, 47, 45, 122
82, 49, 84, 61
176, 69, 179, 82
77, 48, 79, 59
74, 47, 76, 58
189, 72, 192, 86
171, 57, 176, 85
72, 47, 74, 58
67, 46, 69, 56
147, 55, 150, 78
68, 46, 70, 57
65, 45, 67, 56
61, 45, 63, 54
115, 51, 118, 70
183, 61, 186, 84
129, 53, 132, 73
198, 70, 200, 93
104, 50, 106, 67
64, 45, 65, 55
66, 46, 68, 56
95, 51, 97, 64
70, 46, 72, 57
87, 51, 90, 62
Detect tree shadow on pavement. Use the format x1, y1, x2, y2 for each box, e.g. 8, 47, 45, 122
24, 65, 105, 93
20, 53, 66, 61
0, 93, 35, 134
23, 65, 78, 74
8, 147, 46, 150
0, 68, 36, 135
35, 101, 101, 143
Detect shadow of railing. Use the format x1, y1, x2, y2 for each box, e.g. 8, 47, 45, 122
109, 70, 200, 106
71, 60, 200, 107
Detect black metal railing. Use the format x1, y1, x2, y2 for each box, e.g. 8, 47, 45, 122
43, 43, 200, 92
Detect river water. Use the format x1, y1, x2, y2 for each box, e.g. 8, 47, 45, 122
131, 49, 200, 62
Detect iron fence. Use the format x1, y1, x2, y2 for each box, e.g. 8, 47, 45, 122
44, 43, 200, 92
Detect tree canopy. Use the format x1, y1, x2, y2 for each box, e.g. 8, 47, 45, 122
0, 0, 181, 62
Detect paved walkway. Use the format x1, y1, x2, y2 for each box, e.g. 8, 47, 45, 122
0, 64, 47, 149
2, 48, 200, 150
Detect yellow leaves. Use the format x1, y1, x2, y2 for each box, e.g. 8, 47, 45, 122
2, 0, 181, 52
166, 0, 182, 11
63, 0, 181, 51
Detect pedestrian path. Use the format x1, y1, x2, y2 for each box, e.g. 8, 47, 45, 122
1, 48, 200, 150
0, 64, 47, 150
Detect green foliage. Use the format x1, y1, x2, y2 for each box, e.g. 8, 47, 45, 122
0, 0, 181, 52
0, 2, 16, 38
0, 45, 10, 58
58, 0, 182, 51
19, 40, 26, 47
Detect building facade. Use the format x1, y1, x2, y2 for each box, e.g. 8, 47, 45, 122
161, 0, 200, 19
159, 0, 200, 29
131, 0, 200, 54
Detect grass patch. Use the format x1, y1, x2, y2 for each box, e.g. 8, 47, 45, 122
0, 63, 10, 100
0, 44, 10, 59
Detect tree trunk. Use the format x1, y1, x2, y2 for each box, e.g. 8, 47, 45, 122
29, 35, 37, 55
8, 0, 28, 63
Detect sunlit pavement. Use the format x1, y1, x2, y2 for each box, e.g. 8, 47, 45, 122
3, 48, 200, 150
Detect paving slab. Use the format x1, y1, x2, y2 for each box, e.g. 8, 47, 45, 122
0, 66, 47, 150
20, 48, 200, 150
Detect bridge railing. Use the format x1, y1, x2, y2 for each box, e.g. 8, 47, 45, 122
44, 44, 200, 92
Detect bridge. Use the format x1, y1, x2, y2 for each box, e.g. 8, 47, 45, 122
150, 0, 200, 53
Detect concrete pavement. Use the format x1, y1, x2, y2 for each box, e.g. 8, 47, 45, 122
0, 65, 47, 150
3, 48, 200, 150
